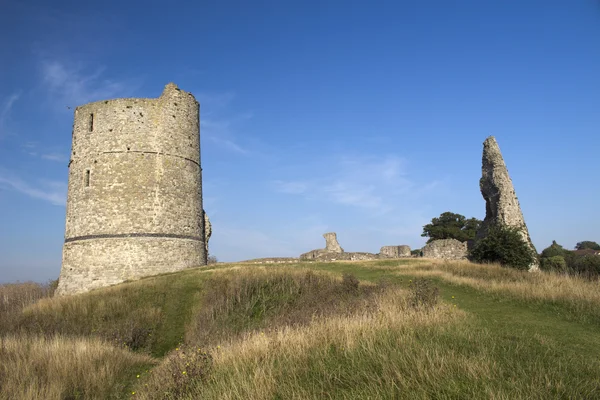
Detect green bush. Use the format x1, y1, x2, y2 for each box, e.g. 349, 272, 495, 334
540, 256, 567, 272
540, 241, 569, 259
469, 225, 536, 270
572, 255, 600, 279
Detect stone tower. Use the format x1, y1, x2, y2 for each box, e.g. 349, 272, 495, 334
56, 83, 206, 295
477, 136, 538, 271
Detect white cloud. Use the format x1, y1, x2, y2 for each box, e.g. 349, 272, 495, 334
272, 180, 308, 194
40, 60, 134, 108
21, 142, 68, 163
205, 135, 249, 154
200, 114, 252, 155
41, 153, 68, 163
272, 154, 427, 214
0, 92, 21, 138
0, 170, 66, 206
196, 92, 236, 110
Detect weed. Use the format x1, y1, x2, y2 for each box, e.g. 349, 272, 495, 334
408, 278, 440, 308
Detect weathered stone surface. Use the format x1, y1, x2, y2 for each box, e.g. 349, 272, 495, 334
323, 232, 344, 253
379, 245, 411, 258
204, 211, 212, 257
299, 249, 327, 260
299, 250, 378, 261
477, 136, 539, 271
56, 83, 206, 296
299, 232, 377, 261
242, 257, 300, 264
422, 239, 468, 260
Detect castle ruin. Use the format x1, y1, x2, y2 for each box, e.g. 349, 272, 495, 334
56, 83, 207, 295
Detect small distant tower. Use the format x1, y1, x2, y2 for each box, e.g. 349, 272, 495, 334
56, 83, 206, 295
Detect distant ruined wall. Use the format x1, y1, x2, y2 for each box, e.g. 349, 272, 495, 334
56, 83, 206, 296
380, 245, 411, 258
422, 239, 467, 260
299, 232, 378, 261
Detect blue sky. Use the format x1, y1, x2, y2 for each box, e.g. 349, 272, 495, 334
1, 1, 599, 283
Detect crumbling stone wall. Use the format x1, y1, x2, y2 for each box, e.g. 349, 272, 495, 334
380, 245, 411, 258
422, 239, 467, 260
299, 251, 378, 261
299, 232, 378, 261
204, 211, 212, 258
323, 232, 344, 253
56, 83, 206, 296
477, 136, 539, 271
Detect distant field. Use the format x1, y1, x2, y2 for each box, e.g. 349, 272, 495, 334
1, 259, 599, 399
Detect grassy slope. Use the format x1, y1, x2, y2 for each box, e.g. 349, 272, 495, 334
3, 260, 600, 399
302, 261, 600, 393
308, 260, 600, 356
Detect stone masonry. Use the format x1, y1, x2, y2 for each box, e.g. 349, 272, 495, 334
323, 232, 344, 253
204, 211, 212, 257
422, 239, 468, 260
56, 83, 206, 296
379, 245, 411, 258
477, 136, 539, 271
300, 232, 378, 261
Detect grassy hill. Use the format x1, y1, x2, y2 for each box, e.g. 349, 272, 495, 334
2, 259, 600, 399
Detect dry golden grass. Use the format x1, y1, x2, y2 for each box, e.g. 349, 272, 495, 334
136, 285, 467, 399
398, 259, 600, 321
0, 282, 55, 330
0, 334, 154, 400
185, 267, 381, 347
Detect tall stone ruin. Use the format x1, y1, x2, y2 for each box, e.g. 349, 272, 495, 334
323, 232, 344, 253
477, 136, 539, 271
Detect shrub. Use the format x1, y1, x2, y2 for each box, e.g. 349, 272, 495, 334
540, 256, 567, 272
469, 225, 536, 270
207, 255, 218, 264
342, 273, 360, 294
575, 241, 600, 251
571, 255, 600, 280
540, 241, 569, 259
408, 278, 439, 309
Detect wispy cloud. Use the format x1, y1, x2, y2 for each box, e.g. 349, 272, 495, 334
0, 169, 66, 206
272, 180, 308, 194
0, 92, 22, 138
272, 154, 426, 214
200, 114, 252, 155
40, 59, 136, 108
41, 153, 68, 163
21, 142, 68, 163
196, 92, 236, 110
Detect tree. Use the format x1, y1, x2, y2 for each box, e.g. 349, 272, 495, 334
469, 224, 536, 270
421, 212, 482, 243
575, 241, 600, 251
540, 240, 568, 258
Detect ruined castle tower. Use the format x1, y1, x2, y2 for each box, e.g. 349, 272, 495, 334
477, 136, 539, 271
56, 83, 206, 295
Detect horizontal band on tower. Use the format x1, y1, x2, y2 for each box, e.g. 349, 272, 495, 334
64, 233, 204, 243
100, 150, 200, 167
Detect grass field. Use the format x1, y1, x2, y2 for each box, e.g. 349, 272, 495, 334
1, 259, 599, 399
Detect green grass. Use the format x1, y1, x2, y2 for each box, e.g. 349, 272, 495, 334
298, 261, 600, 385
3, 260, 600, 399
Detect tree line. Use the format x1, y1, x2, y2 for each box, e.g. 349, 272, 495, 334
418, 211, 600, 277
